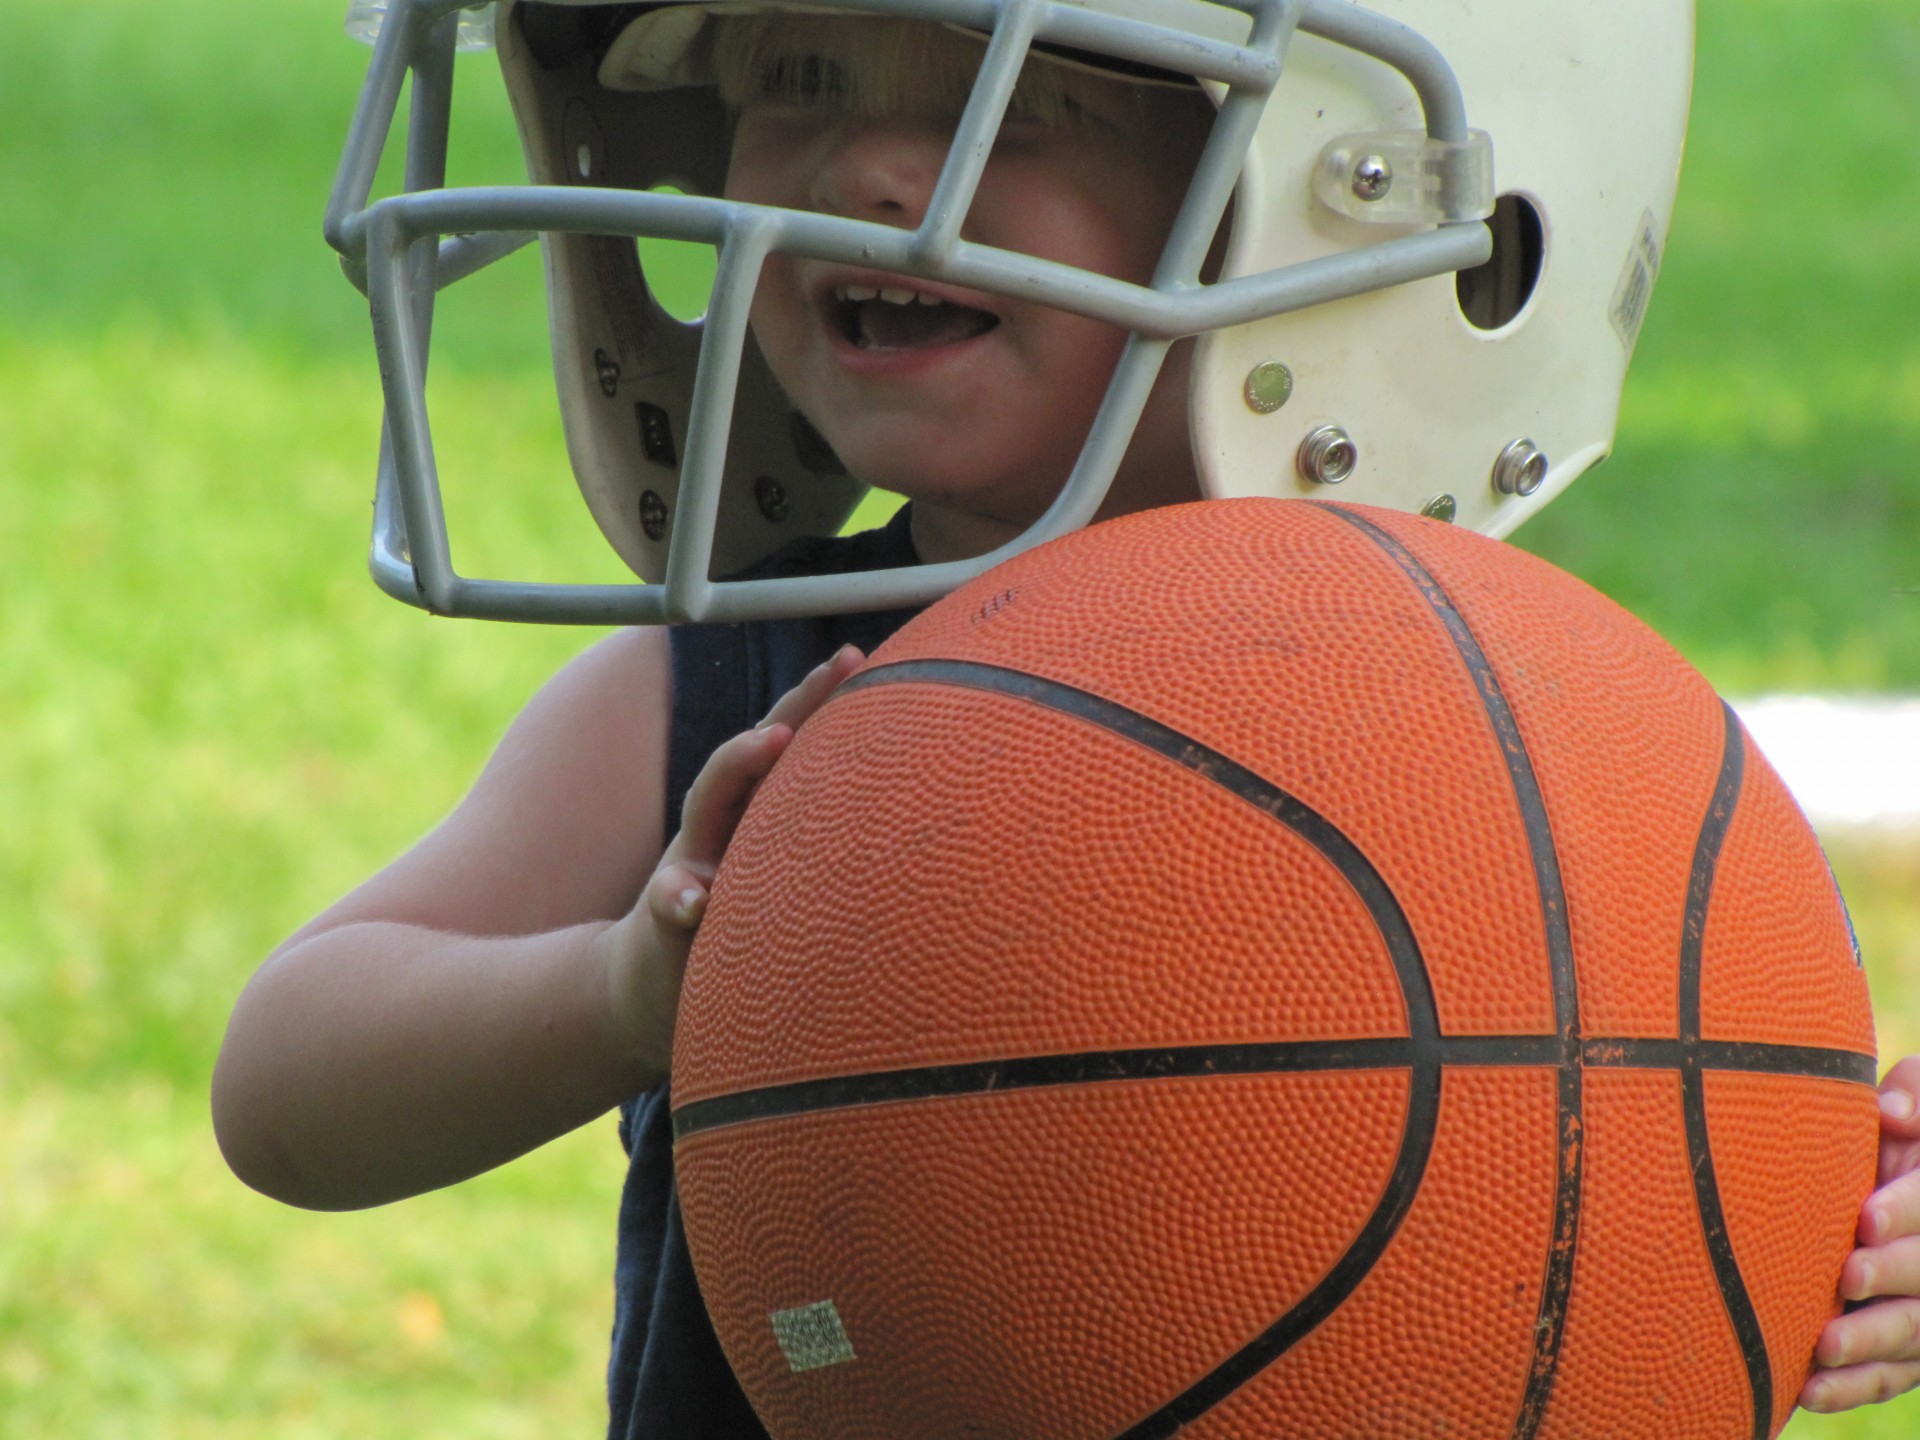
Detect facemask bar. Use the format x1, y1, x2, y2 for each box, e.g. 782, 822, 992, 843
331, 0, 1493, 624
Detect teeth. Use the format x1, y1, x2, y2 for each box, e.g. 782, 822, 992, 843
833, 284, 950, 307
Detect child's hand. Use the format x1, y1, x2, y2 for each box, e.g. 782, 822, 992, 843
1802, 1054, 1920, 1412
598, 645, 866, 1078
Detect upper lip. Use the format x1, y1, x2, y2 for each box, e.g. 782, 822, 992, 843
811, 266, 1006, 321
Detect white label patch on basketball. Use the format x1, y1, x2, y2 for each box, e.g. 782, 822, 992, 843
1609, 210, 1663, 353
770, 1300, 856, 1373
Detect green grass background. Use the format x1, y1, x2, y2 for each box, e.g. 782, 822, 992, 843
1, 0, 1916, 1433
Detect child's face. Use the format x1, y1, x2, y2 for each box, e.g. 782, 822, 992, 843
720, 21, 1213, 553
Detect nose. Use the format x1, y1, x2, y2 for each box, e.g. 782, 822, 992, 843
807, 119, 947, 229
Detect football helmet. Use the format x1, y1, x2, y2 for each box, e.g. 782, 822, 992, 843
327, 0, 1692, 623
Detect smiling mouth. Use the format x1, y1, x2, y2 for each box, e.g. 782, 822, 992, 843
831, 284, 1000, 351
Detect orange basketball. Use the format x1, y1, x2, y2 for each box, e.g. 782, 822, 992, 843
672, 498, 1878, 1440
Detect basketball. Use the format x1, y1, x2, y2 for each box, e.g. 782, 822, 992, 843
671, 498, 1878, 1440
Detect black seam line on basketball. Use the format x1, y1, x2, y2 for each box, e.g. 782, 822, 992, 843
1582, 1037, 1878, 1085
1113, 1066, 1442, 1440
1318, 504, 1583, 1440
821, 655, 1445, 1440
833, 656, 1443, 1052
671, 1040, 1418, 1138
670, 1034, 1877, 1140
1682, 703, 1774, 1440
1453, 1037, 1874, 1081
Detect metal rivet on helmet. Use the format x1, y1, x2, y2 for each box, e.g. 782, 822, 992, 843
1297, 425, 1358, 485
1491, 438, 1549, 496
1243, 362, 1295, 414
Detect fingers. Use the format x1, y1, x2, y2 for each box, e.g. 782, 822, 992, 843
1860, 1167, 1920, 1249
1816, 1296, 1920, 1371
604, 854, 739, 1074
1801, 1355, 1920, 1413
645, 859, 713, 934
609, 646, 861, 1069
1794, 1064, 1920, 1415
1879, 1057, 1920, 1140
1842, 1234, 1920, 1305
670, 722, 794, 869
628, 861, 709, 1012
668, 647, 862, 870
602, 648, 862, 1077
761, 644, 865, 733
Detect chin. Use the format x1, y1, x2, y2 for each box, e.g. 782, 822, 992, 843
884, 467, 1058, 521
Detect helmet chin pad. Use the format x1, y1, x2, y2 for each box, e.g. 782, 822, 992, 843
503, 0, 866, 584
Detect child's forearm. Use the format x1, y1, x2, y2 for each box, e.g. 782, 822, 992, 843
211, 917, 660, 1211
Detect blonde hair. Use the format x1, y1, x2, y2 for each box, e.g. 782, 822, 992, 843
710, 15, 1145, 130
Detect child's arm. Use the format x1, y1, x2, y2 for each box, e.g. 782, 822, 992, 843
210, 629, 861, 1211
1802, 1054, 1920, 1411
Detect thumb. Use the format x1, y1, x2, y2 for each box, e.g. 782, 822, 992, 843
643, 860, 715, 968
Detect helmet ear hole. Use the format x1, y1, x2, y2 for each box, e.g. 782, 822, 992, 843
1456, 193, 1543, 332
635, 186, 719, 322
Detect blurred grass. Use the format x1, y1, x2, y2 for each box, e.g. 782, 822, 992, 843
1514, 0, 1920, 691
1, 0, 1917, 1434
0, 1082, 616, 1436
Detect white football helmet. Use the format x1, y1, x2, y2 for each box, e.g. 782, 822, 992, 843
327, 0, 1693, 623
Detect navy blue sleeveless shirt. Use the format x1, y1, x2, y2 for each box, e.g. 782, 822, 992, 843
607, 507, 923, 1439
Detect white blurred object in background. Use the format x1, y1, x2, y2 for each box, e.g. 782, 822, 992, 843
1737, 697, 1920, 835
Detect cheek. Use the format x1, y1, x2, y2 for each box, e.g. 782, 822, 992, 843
1009, 160, 1183, 284
723, 119, 805, 207
745, 258, 810, 364
722, 155, 768, 206
1097, 171, 1190, 279
1068, 119, 1209, 277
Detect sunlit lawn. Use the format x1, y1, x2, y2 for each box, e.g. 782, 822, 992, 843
2, 1085, 617, 1438
2, 0, 1916, 1434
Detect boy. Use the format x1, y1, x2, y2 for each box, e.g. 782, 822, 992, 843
215, 1, 1920, 1432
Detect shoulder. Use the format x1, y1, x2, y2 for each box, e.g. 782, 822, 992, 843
288, 627, 674, 946
502, 625, 671, 763
441, 627, 675, 917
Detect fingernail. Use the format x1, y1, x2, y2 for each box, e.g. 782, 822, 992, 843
1869, 1202, 1891, 1235
1853, 1260, 1877, 1298
1881, 1089, 1914, 1120
675, 888, 706, 923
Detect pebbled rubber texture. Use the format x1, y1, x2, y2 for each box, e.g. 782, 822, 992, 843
674, 499, 1878, 1440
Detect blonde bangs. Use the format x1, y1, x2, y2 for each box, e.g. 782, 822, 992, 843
711, 15, 1108, 128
